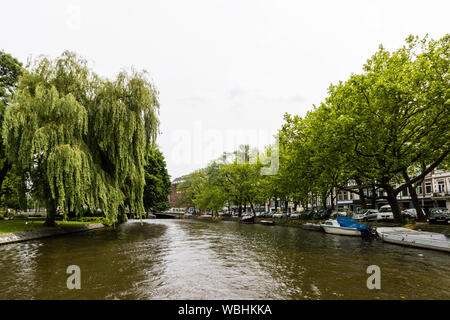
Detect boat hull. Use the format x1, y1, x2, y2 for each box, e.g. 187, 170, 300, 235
321, 225, 361, 236
377, 227, 450, 253
240, 216, 255, 224
301, 223, 322, 231
154, 213, 177, 219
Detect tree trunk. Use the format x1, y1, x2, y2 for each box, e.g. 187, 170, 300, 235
330, 189, 335, 210
249, 200, 256, 216
353, 177, 367, 210
117, 206, 128, 224
371, 186, 377, 208
0, 162, 11, 194
384, 185, 403, 223
18, 172, 28, 211
402, 169, 425, 221
284, 200, 288, 213
358, 188, 367, 209
44, 199, 57, 227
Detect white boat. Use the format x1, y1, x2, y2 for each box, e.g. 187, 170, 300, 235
376, 227, 450, 253
301, 223, 322, 231
320, 219, 361, 236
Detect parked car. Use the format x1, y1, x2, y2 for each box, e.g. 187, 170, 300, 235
289, 212, 301, 219
354, 209, 379, 222
377, 205, 394, 221
330, 208, 350, 218
428, 208, 450, 224
312, 208, 332, 220
402, 208, 417, 220
273, 212, 287, 218
299, 210, 314, 220
259, 212, 266, 218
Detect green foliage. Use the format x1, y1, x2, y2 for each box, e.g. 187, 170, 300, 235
143, 148, 171, 213
0, 51, 23, 205
178, 145, 267, 215
2, 51, 160, 224
69, 216, 111, 226
279, 34, 449, 220
0, 50, 22, 104
0, 165, 26, 209
179, 35, 449, 222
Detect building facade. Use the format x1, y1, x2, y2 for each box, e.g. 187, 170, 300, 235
333, 169, 450, 213
168, 176, 186, 210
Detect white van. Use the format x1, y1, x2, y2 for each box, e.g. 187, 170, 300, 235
377, 205, 394, 221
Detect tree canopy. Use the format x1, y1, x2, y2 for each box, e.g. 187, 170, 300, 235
0, 50, 23, 209
2, 51, 160, 225
143, 148, 171, 214
178, 34, 449, 222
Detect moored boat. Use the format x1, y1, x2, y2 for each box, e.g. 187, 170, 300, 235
320, 217, 373, 237
260, 220, 275, 226
154, 212, 177, 219
376, 227, 450, 253
301, 223, 322, 231
240, 215, 255, 224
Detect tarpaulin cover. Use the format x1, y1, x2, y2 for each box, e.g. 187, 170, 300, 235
337, 216, 372, 231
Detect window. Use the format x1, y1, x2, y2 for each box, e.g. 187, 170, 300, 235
417, 185, 423, 195
402, 188, 409, 197
438, 181, 445, 193
425, 182, 432, 194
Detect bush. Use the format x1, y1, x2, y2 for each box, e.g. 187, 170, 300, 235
70, 216, 111, 226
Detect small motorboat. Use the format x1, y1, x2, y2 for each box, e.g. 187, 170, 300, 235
260, 220, 275, 226
320, 217, 373, 237
301, 223, 322, 231
240, 214, 255, 224
154, 212, 177, 219
376, 227, 450, 252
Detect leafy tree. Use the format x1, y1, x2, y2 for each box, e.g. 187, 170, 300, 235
0, 50, 22, 104
176, 169, 207, 212
143, 148, 171, 214
3, 51, 159, 226
322, 35, 449, 221
0, 166, 21, 209
0, 51, 23, 202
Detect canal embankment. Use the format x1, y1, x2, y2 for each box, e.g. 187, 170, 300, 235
0, 221, 105, 245
180, 214, 450, 235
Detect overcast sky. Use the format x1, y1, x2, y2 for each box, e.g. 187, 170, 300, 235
2, 0, 449, 180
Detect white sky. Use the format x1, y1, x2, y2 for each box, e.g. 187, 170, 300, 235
2, 0, 449, 180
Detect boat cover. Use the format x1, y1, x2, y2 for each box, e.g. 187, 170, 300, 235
337, 217, 372, 231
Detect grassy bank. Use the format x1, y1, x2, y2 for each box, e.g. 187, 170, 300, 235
0, 218, 101, 235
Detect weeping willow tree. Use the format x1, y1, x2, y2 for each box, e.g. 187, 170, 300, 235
2, 51, 159, 226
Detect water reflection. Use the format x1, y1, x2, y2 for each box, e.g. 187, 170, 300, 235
0, 219, 449, 300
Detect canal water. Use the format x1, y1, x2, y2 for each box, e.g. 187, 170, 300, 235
0, 219, 449, 299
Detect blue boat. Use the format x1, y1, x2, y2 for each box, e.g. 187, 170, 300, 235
320, 217, 373, 237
